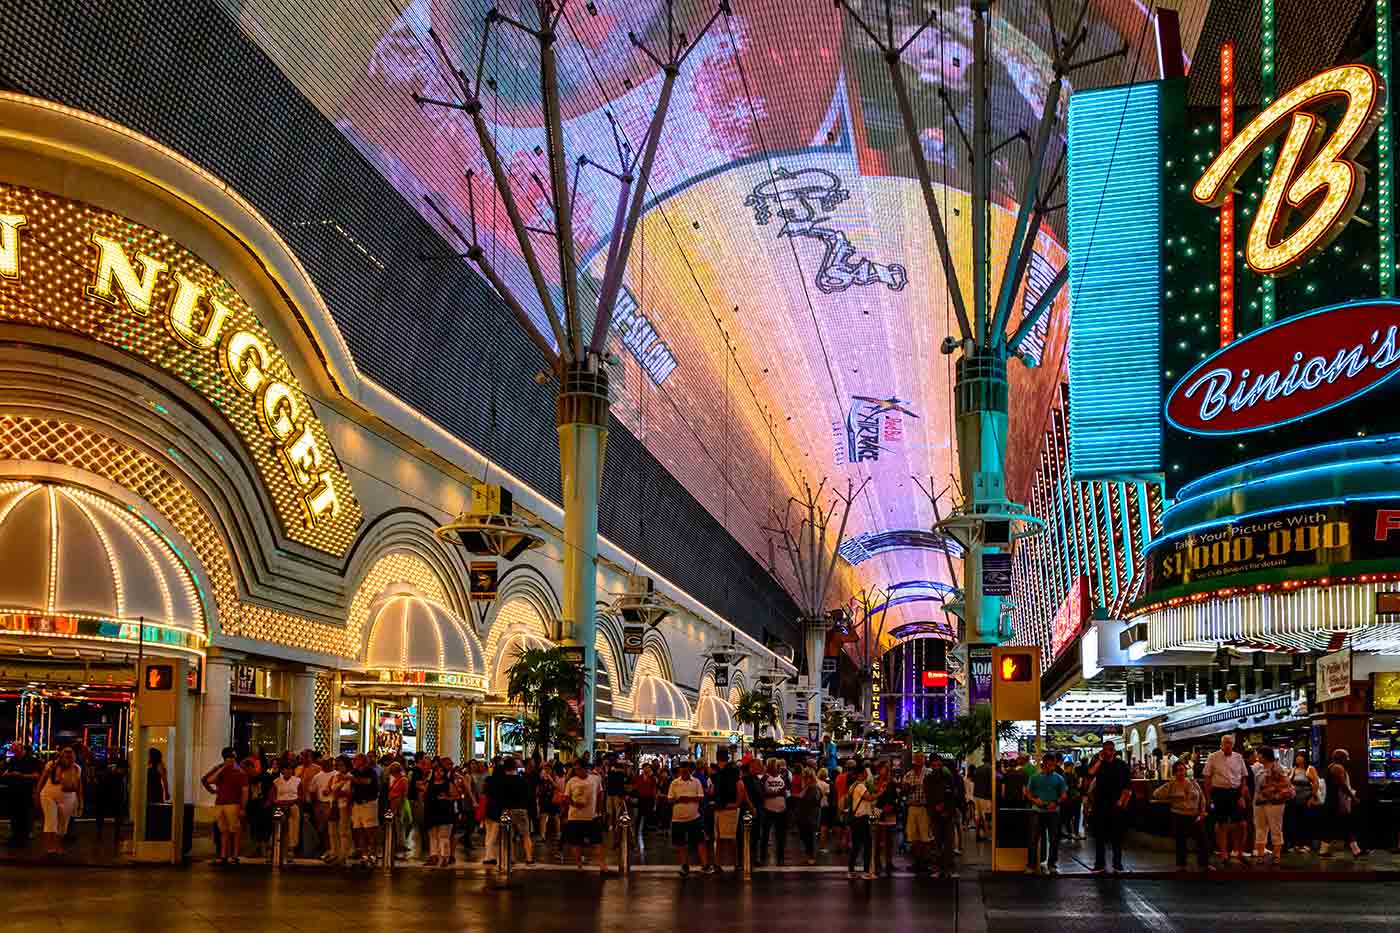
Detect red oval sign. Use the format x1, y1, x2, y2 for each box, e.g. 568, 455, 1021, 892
1165, 300, 1400, 434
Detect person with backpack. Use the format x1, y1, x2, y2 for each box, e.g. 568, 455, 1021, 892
758, 758, 791, 866
923, 754, 960, 879
1320, 748, 1365, 859
846, 764, 875, 879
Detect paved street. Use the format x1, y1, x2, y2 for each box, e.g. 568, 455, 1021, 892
4, 864, 1400, 933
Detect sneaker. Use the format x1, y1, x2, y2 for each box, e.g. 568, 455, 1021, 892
1047, 864, 1059, 875
1090, 864, 1106, 874
861, 872, 877, 880
1112, 864, 1124, 873
1024, 867, 1038, 875
679, 864, 691, 877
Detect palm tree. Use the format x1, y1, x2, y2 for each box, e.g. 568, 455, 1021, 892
733, 688, 779, 755
504, 645, 584, 757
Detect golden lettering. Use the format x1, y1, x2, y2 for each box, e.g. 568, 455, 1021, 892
166, 274, 231, 350
86, 234, 168, 314
1194, 64, 1386, 277
302, 472, 341, 524
279, 423, 323, 487
222, 330, 269, 395
0, 214, 24, 280
258, 381, 299, 441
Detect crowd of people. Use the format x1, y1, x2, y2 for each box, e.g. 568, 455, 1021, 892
1, 734, 1384, 877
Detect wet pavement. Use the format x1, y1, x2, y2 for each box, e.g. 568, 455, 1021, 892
4, 863, 1400, 932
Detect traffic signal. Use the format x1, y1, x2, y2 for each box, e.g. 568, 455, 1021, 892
145, 664, 174, 690
991, 646, 1041, 721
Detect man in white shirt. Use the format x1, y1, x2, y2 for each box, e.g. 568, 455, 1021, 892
1202, 734, 1249, 863
272, 762, 302, 859
563, 760, 607, 873
668, 760, 711, 877
308, 760, 337, 862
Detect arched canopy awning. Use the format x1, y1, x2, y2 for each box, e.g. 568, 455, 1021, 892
356, 587, 486, 695
629, 674, 692, 729
0, 480, 204, 655
692, 693, 736, 737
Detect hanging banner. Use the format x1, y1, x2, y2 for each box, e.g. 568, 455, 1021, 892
982, 553, 1013, 596
968, 644, 994, 707
821, 655, 839, 694
1316, 648, 1353, 703
468, 561, 498, 601
713, 665, 729, 688
622, 625, 645, 655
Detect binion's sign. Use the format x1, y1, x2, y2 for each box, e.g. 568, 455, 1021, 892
1166, 300, 1400, 434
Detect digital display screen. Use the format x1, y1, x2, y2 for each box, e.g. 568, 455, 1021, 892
218, 0, 1159, 630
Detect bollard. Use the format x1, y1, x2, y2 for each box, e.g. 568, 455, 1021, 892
271, 807, 285, 869
740, 809, 754, 879
617, 808, 632, 876
382, 808, 395, 873
498, 811, 513, 880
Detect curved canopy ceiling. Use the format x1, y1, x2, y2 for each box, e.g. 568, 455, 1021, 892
216, 0, 1205, 637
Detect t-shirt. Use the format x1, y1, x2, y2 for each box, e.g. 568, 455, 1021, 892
309, 769, 336, 803
668, 775, 704, 822
901, 768, 927, 806
351, 767, 379, 804
606, 765, 628, 797
1090, 757, 1132, 806
713, 763, 741, 809
273, 774, 301, 803
762, 773, 789, 812
565, 773, 601, 821
213, 763, 248, 806
1027, 771, 1067, 810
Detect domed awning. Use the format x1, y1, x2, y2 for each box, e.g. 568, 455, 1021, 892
0, 481, 204, 652
629, 674, 692, 728
692, 694, 736, 735
365, 590, 485, 688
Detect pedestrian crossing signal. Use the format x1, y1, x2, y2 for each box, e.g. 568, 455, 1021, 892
999, 654, 1033, 682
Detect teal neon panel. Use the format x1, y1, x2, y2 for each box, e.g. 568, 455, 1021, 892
1067, 82, 1163, 480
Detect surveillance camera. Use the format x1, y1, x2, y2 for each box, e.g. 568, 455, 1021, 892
940, 336, 958, 355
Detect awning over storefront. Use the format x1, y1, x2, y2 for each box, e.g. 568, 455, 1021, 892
628, 674, 692, 730
0, 480, 205, 655
354, 588, 486, 695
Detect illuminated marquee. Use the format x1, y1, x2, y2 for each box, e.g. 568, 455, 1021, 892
1194, 64, 1387, 277
1166, 300, 1400, 434
0, 184, 361, 555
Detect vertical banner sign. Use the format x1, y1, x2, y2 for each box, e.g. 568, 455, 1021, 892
821, 656, 839, 694
622, 625, 645, 655
1220, 42, 1236, 345
468, 561, 498, 601
558, 644, 587, 726
968, 644, 994, 707
713, 665, 729, 688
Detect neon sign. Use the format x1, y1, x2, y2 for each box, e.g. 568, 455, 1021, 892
1194, 64, 1387, 277
0, 185, 362, 554
1050, 576, 1089, 660
1165, 300, 1400, 434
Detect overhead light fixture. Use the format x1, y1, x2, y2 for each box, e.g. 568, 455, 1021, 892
436, 483, 545, 560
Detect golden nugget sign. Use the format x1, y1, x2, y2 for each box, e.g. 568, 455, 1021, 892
1194, 64, 1387, 277
0, 184, 361, 555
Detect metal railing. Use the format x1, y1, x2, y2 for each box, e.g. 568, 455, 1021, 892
616, 808, 632, 876
270, 807, 285, 870
382, 808, 395, 873
741, 809, 754, 879
496, 811, 513, 884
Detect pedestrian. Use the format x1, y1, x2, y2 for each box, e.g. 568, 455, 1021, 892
386, 761, 410, 857
309, 757, 336, 861
711, 747, 746, 872
1202, 735, 1249, 867
872, 761, 898, 875
758, 757, 790, 866
1286, 751, 1320, 853
971, 755, 993, 842
1252, 747, 1293, 863
668, 760, 710, 876
1153, 759, 1208, 871
499, 756, 535, 866
36, 746, 82, 858
816, 766, 834, 852
2, 741, 42, 849
563, 759, 607, 873
605, 754, 629, 833
327, 755, 354, 865
272, 760, 303, 860
1320, 749, 1364, 859
901, 751, 931, 872
634, 763, 657, 835
846, 764, 874, 879
923, 754, 960, 879
348, 752, 380, 866
1059, 757, 1082, 842
246, 755, 274, 858
200, 747, 248, 866
423, 762, 457, 866
408, 752, 432, 858
1086, 740, 1132, 873
1025, 752, 1068, 875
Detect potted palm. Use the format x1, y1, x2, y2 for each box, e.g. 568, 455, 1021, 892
504, 645, 584, 758
733, 688, 779, 757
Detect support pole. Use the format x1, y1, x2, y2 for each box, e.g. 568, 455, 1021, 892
972, 3, 990, 342
382, 807, 396, 873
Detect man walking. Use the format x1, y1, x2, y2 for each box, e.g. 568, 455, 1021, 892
200, 747, 248, 866
2, 742, 41, 849
972, 756, 993, 842
1203, 734, 1249, 866
1087, 741, 1132, 873
922, 754, 959, 879
668, 760, 711, 876
901, 752, 932, 872
758, 758, 790, 866
711, 748, 748, 872
1025, 752, 1068, 874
